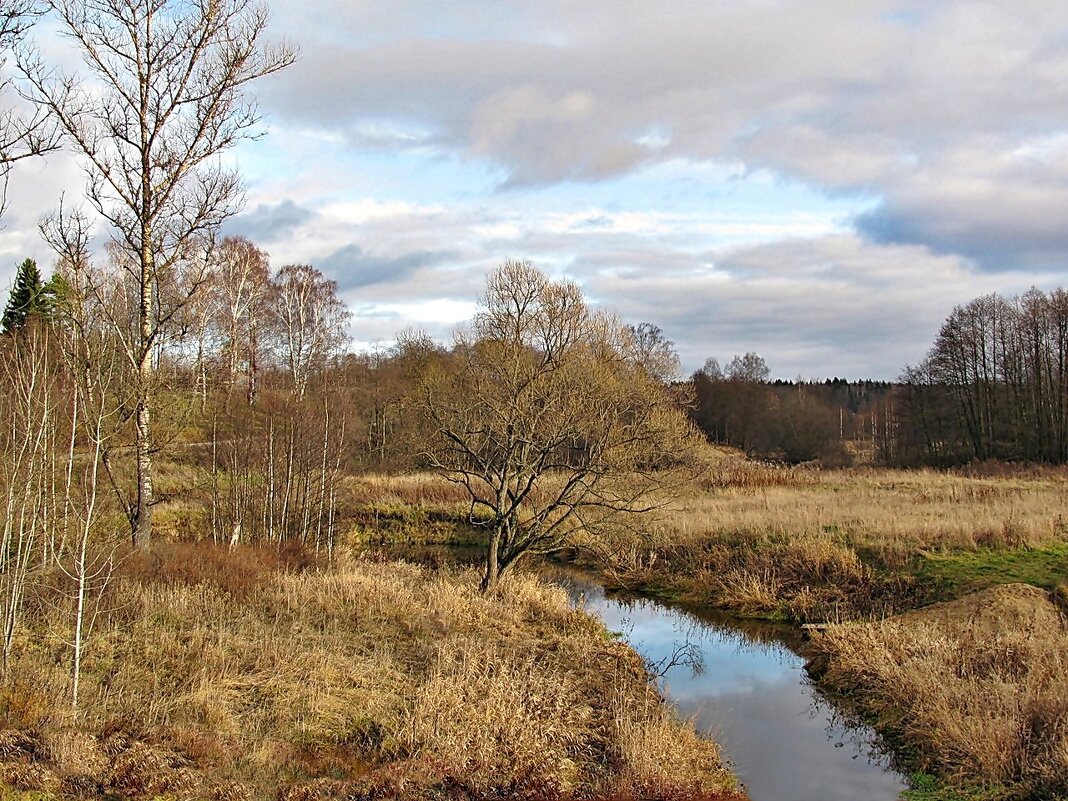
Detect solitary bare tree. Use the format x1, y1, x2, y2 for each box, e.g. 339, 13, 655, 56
23, 0, 295, 547
417, 261, 701, 592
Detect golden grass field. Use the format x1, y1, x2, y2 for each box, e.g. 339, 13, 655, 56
337, 454, 1068, 799
809, 583, 1068, 799
0, 543, 741, 801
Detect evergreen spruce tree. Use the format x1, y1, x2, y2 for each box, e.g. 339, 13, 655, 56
2, 258, 46, 333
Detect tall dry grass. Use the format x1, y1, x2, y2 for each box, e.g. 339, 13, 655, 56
809, 583, 1068, 798
610, 455, 1068, 621
669, 463, 1067, 560
0, 543, 741, 800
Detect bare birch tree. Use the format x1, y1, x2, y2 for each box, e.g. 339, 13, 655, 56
54, 305, 121, 709
214, 235, 270, 405
0, 322, 59, 673
271, 264, 349, 400
21, 0, 295, 547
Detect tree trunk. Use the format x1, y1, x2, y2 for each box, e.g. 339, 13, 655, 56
133, 185, 155, 548
481, 530, 500, 593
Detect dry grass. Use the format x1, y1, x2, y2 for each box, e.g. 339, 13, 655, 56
344, 472, 473, 508
0, 543, 741, 800
666, 463, 1067, 561
809, 584, 1068, 798
609, 454, 1068, 621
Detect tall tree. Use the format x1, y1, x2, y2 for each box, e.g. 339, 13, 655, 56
24, 0, 295, 547
625, 322, 681, 383
271, 264, 349, 400
417, 260, 700, 593
1, 257, 46, 331
214, 236, 271, 405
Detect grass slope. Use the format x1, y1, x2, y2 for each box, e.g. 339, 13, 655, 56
0, 544, 741, 801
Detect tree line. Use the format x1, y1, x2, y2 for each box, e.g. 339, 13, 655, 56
886, 288, 1068, 466
687, 351, 892, 465
683, 288, 1068, 468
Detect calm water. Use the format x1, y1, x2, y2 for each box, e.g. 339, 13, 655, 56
550, 569, 908, 801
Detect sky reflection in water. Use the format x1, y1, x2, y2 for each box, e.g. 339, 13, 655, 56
557, 573, 908, 801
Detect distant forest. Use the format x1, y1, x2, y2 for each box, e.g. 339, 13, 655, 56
3, 245, 1066, 489
690, 288, 1068, 467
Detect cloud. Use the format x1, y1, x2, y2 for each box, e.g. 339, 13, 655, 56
253, 0, 1068, 269
571, 233, 1052, 380
11, 0, 1068, 377
319, 243, 457, 290
856, 135, 1068, 269
223, 199, 315, 243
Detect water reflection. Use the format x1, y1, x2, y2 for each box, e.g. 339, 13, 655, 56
550, 569, 907, 801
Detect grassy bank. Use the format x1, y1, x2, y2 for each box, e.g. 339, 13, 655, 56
140, 454, 1068, 800
0, 544, 742, 801
808, 584, 1068, 800
603, 454, 1068, 622
327, 457, 1068, 624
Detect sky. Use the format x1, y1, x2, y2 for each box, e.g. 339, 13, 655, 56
3, 0, 1068, 379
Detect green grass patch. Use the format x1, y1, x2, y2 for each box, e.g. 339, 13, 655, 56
900, 773, 1011, 801
916, 542, 1068, 600
0, 787, 55, 801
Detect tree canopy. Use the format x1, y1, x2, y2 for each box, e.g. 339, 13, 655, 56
416, 260, 701, 592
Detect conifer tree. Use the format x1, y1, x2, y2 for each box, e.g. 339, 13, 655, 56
2, 258, 45, 333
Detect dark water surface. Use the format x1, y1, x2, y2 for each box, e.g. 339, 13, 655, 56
548, 569, 908, 801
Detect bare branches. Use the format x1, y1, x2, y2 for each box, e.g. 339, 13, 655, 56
271, 264, 350, 400
417, 260, 702, 593
0, 0, 60, 217
26, 0, 296, 546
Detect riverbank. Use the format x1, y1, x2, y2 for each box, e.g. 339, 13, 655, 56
808, 583, 1068, 801
137, 457, 1068, 800
0, 544, 743, 801
602, 458, 1068, 623
548, 566, 909, 801
335, 462, 1068, 625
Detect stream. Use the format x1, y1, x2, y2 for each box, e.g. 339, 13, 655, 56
548, 568, 909, 801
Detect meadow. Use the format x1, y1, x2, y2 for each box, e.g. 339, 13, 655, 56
0, 543, 741, 801
334, 453, 1068, 800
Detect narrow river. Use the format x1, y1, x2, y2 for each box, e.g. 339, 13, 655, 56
549, 569, 909, 801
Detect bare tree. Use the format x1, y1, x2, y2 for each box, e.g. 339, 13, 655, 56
22, 0, 296, 547
417, 260, 701, 593
0, 322, 59, 673
53, 303, 121, 710
271, 264, 350, 400
213, 235, 271, 405
726, 352, 770, 383
625, 322, 681, 383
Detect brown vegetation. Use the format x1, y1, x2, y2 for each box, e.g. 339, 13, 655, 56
808, 584, 1068, 798
597, 450, 1068, 621
0, 543, 741, 801
415, 260, 702, 592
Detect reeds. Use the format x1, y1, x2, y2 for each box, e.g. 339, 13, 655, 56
809, 584, 1068, 797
